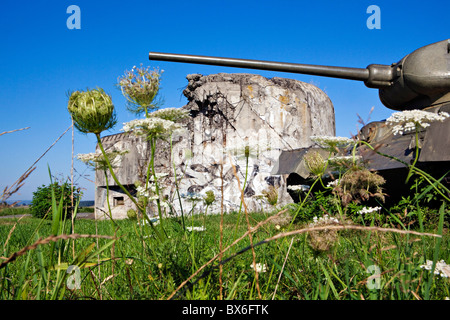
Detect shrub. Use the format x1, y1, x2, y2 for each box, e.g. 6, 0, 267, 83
127, 208, 137, 220
30, 182, 81, 219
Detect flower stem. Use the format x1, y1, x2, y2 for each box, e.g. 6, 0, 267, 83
406, 128, 420, 183
149, 137, 166, 236
170, 137, 186, 231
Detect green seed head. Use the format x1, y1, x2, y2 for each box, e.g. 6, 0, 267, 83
68, 88, 117, 134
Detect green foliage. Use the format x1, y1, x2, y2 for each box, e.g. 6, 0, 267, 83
291, 189, 337, 223
30, 182, 81, 219
127, 208, 137, 220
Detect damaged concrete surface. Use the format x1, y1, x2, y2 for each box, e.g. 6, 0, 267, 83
95, 73, 335, 219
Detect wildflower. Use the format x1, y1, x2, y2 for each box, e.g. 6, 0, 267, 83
328, 155, 362, 167
148, 172, 168, 182
181, 192, 203, 202
122, 117, 182, 140
386, 109, 449, 135
332, 168, 385, 207
308, 214, 340, 252
225, 138, 271, 159
77, 150, 128, 170
326, 180, 339, 188
250, 263, 267, 273
309, 214, 340, 227
287, 185, 310, 192
304, 150, 327, 177
136, 185, 149, 197
125, 259, 134, 265
311, 135, 354, 151
117, 64, 162, 115
68, 88, 117, 135
358, 206, 382, 215
420, 260, 450, 278
148, 107, 190, 122
186, 226, 206, 232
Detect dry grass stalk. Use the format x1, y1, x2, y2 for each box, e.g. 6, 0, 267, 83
166, 217, 441, 300
0, 127, 30, 137
1, 167, 36, 205
219, 159, 224, 300
3, 215, 26, 250
0, 233, 115, 269
230, 158, 262, 299
261, 224, 441, 245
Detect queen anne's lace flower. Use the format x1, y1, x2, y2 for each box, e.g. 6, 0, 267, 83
326, 180, 339, 188
328, 155, 361, 166
287, 185, 310, 192
117, 64, 162, 114
186, 226, 206, 232
77, 150, 127, 169
122, 117, 181, 139
311, 136, 354, 150
77, 152, 102, 163
309, 214, 340, 227
250, 263, 267, 273
148, 107, 190, 122
386, 110, 449, 135
225, 139, 271, 159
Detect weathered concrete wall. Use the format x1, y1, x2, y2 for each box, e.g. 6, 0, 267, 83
95, 73, 335, 219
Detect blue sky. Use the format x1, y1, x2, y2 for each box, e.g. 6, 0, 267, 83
0, 0, 448, 201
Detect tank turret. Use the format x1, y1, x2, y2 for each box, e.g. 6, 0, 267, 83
149, 40, 450, 204
149, 39, 450, 111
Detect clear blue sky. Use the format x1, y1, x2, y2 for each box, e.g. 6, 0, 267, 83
0, 0, 448, 201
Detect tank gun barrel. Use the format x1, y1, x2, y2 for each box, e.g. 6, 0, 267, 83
149, 40, 450, 110
148, 52, 396, 88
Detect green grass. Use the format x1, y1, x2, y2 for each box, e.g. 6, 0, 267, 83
1, 205, 449, 300
0, 206, 31, 217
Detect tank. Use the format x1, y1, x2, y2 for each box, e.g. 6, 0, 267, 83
149, 39, 450, 204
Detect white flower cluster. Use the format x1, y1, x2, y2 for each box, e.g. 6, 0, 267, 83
311, 136, 354, 149
358, 206, 382, 215
181, 192, 203, 201
225, 139, 271, 159
122, 117, 181, 136
250, 263, 267, 273
386, 110, 449, 135
309, 214, 340, 227
287, 185, 310, 192
186, 226, 206, 232
326, 180, 339, 188
420, 260, 450, 278
77, 150, 127, 168
136, 185, 157, 200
